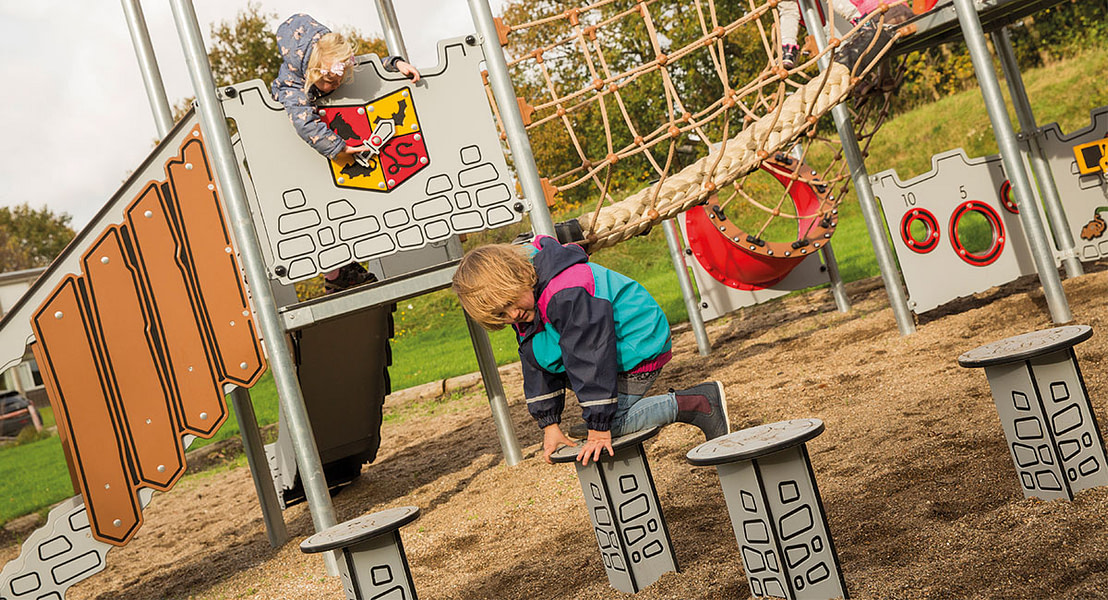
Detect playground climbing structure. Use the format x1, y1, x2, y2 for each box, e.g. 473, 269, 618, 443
494, 0, 906, 257
2, 0, 1100, 597
1, 31, 523, 600
0, 3, 935, 594
0, 118, 266, 599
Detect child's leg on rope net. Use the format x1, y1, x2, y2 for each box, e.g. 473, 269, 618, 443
779, 0, 802, 68
831, 0, 864, 24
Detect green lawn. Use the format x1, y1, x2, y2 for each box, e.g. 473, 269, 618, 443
35, 406, 54, 430
0, 436, 73, 524
1, 45, 1104, 527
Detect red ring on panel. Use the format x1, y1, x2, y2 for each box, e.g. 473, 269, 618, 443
900, 208, 940, 254
949, 200, 1005, 267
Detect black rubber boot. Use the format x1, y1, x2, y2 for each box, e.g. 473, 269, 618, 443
324, 262, 377, 294
675, 381, 730, 440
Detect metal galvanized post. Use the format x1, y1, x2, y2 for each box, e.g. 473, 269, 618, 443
952, 0, 1071, 324
373, 0, 410, 59
448, 234, 521, 464
663, 220, 711, 355
992, 26, 1082, 279
466, 0, 556, 237
121, 0, 288, 549
168, 0, 340, 573
820, 242, 851, 313
230, 388, 289, 547
374, 0, 522, 465
796, 0, 915, 335
793, 144, 850, 312
464, 316, 523, 464
119, 0, 174, 136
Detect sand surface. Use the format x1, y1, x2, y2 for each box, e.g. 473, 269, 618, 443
5, 265, 1108, 599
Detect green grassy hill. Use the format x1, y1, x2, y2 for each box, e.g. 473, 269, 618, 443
387, 44, 1108, 391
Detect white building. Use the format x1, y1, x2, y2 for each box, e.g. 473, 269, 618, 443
0, 267, 48, 404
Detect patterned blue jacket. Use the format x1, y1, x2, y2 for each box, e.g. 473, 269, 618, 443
515, 236, 672, 432
271, 14, 401, 159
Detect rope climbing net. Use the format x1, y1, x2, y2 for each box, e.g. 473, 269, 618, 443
493, 0, 912, 252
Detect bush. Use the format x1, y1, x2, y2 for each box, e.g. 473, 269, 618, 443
13, 426, 51, 447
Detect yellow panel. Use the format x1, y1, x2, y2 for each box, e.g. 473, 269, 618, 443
329, 153, 388, 191
367, 87, 420, 133
1073, 138, 1107, 175
31, 277, 142, 546
327, 87, 422, 192
82, 227, 185, 490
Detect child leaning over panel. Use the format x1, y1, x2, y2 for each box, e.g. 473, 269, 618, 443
452, 236, 731, 466
271, 13, 421, 293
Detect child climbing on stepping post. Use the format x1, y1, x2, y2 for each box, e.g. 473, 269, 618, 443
452, 236, 730, 466
271, 13, 421, 293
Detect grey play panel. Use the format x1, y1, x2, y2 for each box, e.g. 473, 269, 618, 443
222, 36, 522, 286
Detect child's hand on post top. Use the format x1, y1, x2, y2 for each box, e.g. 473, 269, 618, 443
577, 430, 614, 466
394, 60, 421, 82
542, 424, 574, 464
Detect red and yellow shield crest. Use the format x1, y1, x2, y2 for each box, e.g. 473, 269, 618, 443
319, 87, 429, 192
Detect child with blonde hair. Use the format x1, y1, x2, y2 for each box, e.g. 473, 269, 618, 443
271, 13, 421, 292
453, 236, 730, 465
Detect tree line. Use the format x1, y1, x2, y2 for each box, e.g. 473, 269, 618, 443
499, 0, 1108, 209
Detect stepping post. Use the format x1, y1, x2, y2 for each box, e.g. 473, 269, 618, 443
958, 325, 1108, 501
687, 419, 847, 600
551, 426, 678, 594
300, 506, 421, 600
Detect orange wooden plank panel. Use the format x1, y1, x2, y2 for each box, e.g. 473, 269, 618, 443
126, 183, 226, 438
82, 227, 185, 491
31, 277, 141, 546
165, 134, 265, 387
30, 339, 80, 490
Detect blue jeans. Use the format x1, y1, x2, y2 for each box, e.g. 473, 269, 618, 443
609, 374, 678, 437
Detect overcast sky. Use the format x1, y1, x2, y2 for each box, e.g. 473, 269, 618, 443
0, 1, 507, 230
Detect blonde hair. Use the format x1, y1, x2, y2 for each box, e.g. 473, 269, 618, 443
452, 244, 537, 330
304, 32, 356, 91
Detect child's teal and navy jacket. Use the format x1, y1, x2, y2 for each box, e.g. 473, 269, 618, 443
514, 236, 672, 432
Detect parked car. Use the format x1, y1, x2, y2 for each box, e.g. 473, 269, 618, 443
0, 390, 40, 438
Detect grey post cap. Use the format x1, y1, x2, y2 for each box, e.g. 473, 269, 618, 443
300, 506, 420, 554
686, 419, 824, 466
957, 325, 1092, 368
550, 426, 661, 464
